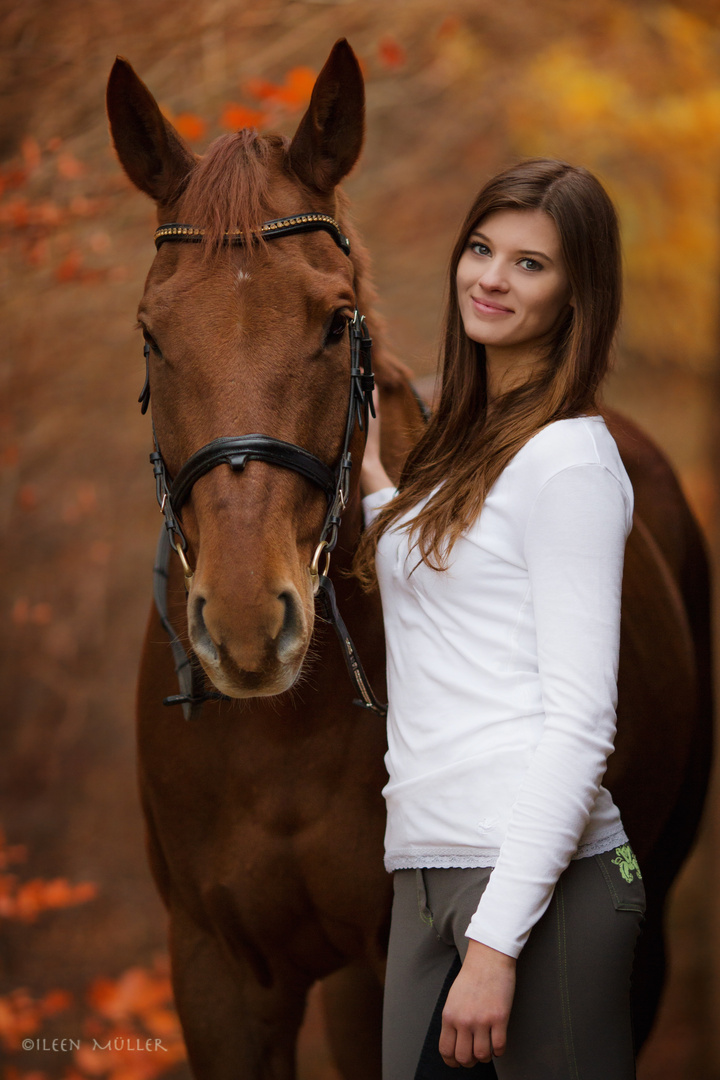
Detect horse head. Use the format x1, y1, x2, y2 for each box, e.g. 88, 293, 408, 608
107, 41, 391, 700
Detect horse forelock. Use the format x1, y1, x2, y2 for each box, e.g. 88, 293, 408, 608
175, 133, 410, 386
177, 130, 288, 254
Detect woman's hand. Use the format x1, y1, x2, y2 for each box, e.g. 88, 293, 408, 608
360, 388, 392, 495
439, 940, 516, 1067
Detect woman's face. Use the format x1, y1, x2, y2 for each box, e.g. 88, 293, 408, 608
455, 208, 572, 355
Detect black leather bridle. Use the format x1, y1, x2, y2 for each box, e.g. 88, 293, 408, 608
142, 213, 387, 720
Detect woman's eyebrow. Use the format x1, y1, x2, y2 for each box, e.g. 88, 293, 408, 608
519, 248, 553, 263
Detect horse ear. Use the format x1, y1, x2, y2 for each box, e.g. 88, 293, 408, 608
106, 57, 197, 206
288, 39, 365, 193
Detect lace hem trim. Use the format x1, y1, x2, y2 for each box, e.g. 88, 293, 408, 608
384, 827, 629, 873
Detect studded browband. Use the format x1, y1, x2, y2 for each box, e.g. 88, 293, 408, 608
154, 214, 351, 255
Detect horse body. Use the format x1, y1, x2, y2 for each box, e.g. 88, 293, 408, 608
109, 41, 712, 1080
137, 566, 392, 1076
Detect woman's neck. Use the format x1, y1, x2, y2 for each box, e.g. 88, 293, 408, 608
484, 343, 544, 406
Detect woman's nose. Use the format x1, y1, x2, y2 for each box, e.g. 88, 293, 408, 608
479, 262, 509, 291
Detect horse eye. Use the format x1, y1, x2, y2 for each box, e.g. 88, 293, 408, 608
325, 310, 349, 345
142, 328, 162, 356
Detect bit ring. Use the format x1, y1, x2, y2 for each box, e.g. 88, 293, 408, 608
176, 544, 195, 589
310, 541, 331, 594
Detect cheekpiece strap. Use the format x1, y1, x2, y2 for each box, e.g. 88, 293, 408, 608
154, 213, 351, 256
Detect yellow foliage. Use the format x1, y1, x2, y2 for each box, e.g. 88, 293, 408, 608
503, 1, 720, 370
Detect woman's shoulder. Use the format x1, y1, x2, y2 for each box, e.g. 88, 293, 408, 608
507, 416, 632, 503
519, 416, 622, 470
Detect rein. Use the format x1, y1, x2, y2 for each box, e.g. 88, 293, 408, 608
142, 212, 388, 721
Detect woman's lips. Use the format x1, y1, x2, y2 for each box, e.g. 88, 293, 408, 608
471, 296, 513, 315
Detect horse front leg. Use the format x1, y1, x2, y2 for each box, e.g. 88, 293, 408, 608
169, 901, 309, 1080
321, 962, 383, 1079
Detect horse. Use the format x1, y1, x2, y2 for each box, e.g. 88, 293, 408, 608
107, 39, 712, 1080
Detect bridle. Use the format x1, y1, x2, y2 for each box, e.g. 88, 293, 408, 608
142, 213, 388, 720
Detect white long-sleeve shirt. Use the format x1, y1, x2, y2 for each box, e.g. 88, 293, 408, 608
362, 416, 633, 959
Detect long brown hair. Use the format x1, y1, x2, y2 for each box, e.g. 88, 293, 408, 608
355, 158, 621, 584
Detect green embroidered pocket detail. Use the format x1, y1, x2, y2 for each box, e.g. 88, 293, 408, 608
610, 844, 643, 884
594, 847, 646, 914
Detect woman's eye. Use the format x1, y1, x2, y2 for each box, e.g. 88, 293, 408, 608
469, 241, 490, 256
520, 258, 543, 271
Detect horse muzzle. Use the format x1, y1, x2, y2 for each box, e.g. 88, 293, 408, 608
187, 577, 311, 697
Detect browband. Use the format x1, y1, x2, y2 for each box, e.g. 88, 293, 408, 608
154, 213, 351, 255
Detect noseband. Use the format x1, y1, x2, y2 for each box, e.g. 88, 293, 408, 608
142, 213, 387, 720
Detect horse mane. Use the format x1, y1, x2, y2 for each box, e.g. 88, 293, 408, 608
178, 130, 286, 251
333, 190, 411, 390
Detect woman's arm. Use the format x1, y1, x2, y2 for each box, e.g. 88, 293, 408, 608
360, 390, 393, 496
465, 464, 630, 958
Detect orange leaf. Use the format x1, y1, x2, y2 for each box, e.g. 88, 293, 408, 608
40, 989, 73, 1015
1, 197, 30, 229
245, 67, 316, 111
21, 136, 41, 173
87, 968, 172, 1022
32, 200, 63, 227
87, 977, 120, 1018
244, 76, 278, 102
14, 880, 44, 920
74, 1041, 111, 1075
142, 1007, 180, 1037
25, 239, 49, 267
0, 170, 27, 199
277, 66, 315, 109
437, 15, 462, 38
71, 881, 98, 904
56, 152, 84, 179
219, 103, 267, 131
0, 988, 42, 1047
39, 878, 74, 906
55, 249, 83, 283
173, 113, 206, 142
378, 36, 406, 69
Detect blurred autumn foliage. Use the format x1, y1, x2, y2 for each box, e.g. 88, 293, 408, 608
2, 1, 720, 1078
0, 829, 97, 922
505, 6, 720, 371
0, 829, 186, 1079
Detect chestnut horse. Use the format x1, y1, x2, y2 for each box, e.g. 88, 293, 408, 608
107, 40, 711, 1080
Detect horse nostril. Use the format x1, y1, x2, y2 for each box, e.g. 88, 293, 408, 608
189, 594, 219, 664
276, 590, 302, 660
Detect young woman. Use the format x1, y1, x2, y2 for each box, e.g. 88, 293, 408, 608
357, 159, 645, 1080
